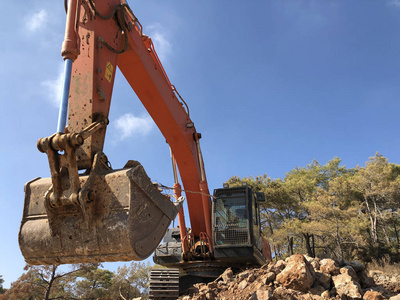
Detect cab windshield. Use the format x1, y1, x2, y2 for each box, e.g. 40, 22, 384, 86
214, 191, 249, 245
215, 192, 247, 227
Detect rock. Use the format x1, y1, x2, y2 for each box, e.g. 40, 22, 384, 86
340, 266, 359, 283
319, 258, 340, 276
370, 285, 393, 299
198, 284, 208, 293
358, 270, 375, 288
271, 260, 286, 274
315, 271, 331, 289
207, 281, 217, 289
178, 254, 397, 300
304, 255, 320, 271
261, 262, 272, 270
332, 271, 362, 300
304, 255, 314, 262
369, 270, 384, 277
363, 290, 384, 300
345, 261, 365, 273
197, 292, 206, 300
390, 294, 400, 300
310, 260, 320, 271
309, 284, 325, 296
276, 254, 315, 292
238, 270, 252, 279
329, 287, 337, 298
250, 289, 273, 300
301, 294, 314, 300
205, 291, 215, 300
248, 274, 256, 282
238, 280, 248, 290
321, 290, 330, 299
273, 286, 302, 300
237, 269, 256, 283
263, 271, 276, 284
221, 268, 233, 283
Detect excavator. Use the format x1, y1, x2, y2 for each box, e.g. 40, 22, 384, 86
19, 0, 272, 297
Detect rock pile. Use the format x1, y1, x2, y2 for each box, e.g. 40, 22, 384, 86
180, 254, 400, 300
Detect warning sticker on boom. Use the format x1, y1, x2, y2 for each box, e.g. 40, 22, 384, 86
105, 61, 113, 83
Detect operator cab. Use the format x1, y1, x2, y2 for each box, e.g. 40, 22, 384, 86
153, 184, 271, 273
212, 185, 267, 266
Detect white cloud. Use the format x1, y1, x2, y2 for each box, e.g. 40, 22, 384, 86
388, 0, 400, 7
41, 63, 64, 108
114, 113, 154, 139
27, 9, 48, 32
146, 24, 171, 63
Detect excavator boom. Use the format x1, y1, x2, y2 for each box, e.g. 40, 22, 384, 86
19, 0, 211, 264
19, 0, 271, 279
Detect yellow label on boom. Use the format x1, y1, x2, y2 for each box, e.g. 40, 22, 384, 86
105, 61, 113, 83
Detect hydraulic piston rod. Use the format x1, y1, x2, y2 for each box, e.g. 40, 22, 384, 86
57, 59, 73, 133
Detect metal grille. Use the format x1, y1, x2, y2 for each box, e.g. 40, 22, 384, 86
214, 223, 249, 246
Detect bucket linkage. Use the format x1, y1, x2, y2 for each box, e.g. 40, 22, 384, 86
19, 119, 183, 265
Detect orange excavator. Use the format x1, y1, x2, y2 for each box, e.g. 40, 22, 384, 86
19, 0, 271, 297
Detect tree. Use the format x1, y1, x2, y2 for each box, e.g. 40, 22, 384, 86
109, 262, 153, 300
1, 264, 98, 300
0, 268, 43, 300
0, 276, 6, 294
304, 174, 361, 262
72, 265, 113, 299
351, 153, 400, 260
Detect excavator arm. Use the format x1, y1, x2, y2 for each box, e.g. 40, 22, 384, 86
19, 0, 212, 264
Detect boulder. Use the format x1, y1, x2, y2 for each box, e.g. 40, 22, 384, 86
263, 271, 276, 284
276, 254, 315, 292
321, 290, 330, 299
205, 291, 215, 300
309, 284, 325, 296
271, 260, 286, 274
390, 294, 400, 300
358, 270, 375, 288
273, 286, 302, 300
221, 268, 233, 283
315, 271, 331, 289
250, 289, 273, 300
345, 261, 365, 273
310, 260, 320, 271
340, 266, 359, 283
238, 270, 252, 280
332, 271, 362, 299
319, 258, 340, 276
363, 290, 384, 300
238, 280, 248, 290
304, 255, 321, 271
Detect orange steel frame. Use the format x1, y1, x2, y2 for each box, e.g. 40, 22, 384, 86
62, 0, 213, 251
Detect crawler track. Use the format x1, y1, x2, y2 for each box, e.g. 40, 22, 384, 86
149, 268, 180, 299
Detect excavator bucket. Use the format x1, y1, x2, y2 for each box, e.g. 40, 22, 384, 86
19, 160, 181, 265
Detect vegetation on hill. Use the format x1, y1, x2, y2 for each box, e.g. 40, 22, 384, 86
227, 153, 400, 264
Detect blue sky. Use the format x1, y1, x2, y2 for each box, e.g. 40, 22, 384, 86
1, 0, 400, 288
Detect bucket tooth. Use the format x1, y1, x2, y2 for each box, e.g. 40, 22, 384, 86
19, 161, 182, 265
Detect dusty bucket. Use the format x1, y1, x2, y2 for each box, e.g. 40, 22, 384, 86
19, 160, 181, 265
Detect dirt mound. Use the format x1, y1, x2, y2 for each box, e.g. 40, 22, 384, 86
179, 254, 400, 300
